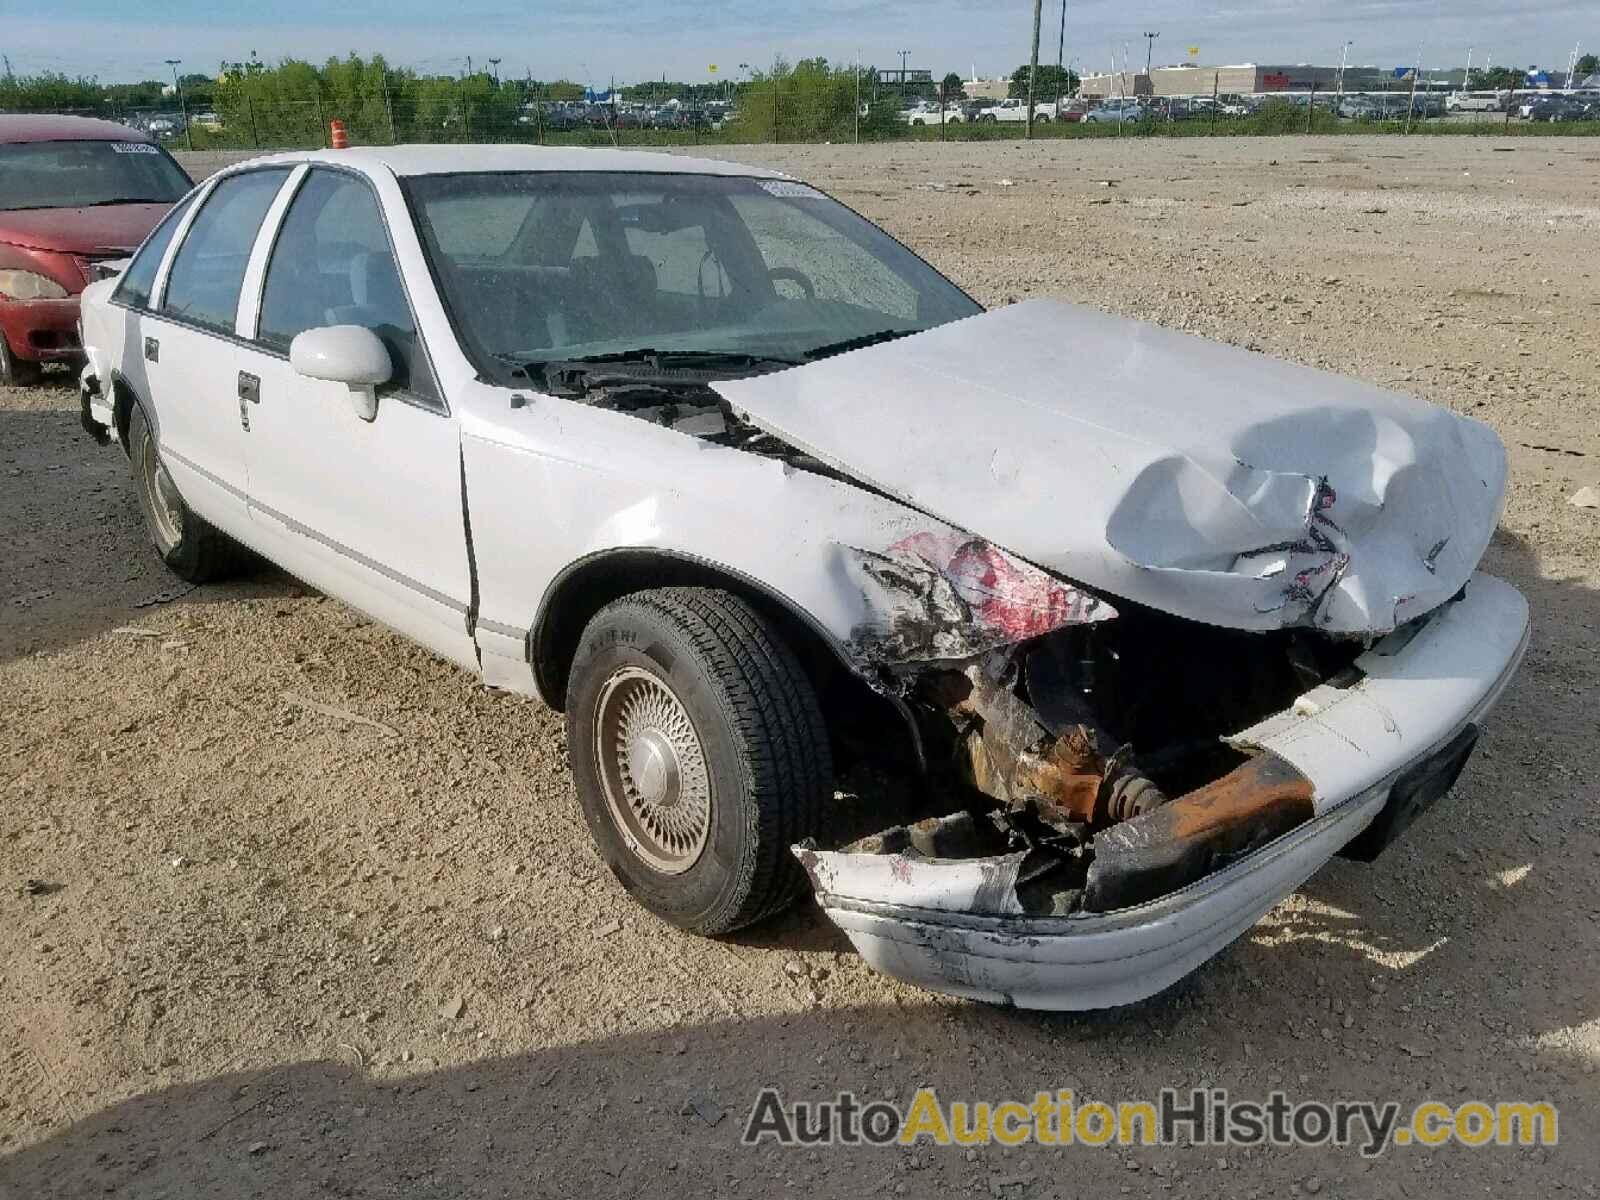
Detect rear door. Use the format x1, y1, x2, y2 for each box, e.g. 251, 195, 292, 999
236, 166, 475, 669
144, 167, 294, 531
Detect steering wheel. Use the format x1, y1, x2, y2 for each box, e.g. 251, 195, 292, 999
767, 266, 816, 300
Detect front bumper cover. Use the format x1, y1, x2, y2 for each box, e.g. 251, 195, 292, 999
798, 572, 1530, 1010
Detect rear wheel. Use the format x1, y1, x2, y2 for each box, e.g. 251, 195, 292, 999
0, 334, 41, 387
128, 404, 246, 582
566, 587, 831, 935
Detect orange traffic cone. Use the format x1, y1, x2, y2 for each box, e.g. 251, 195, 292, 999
330, 118, 348, 149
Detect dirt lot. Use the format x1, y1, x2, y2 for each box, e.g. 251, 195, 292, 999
2, 136, 1598, 1198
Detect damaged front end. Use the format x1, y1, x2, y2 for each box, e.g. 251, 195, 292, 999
821, 529, 1349, 920
795, 530, 1528, 1010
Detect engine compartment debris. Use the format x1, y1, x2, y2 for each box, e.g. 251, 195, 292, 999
802, 585, 1371, 918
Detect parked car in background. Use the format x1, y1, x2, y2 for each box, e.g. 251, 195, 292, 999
1081, 99, 1146, 124
976, 97, 1056, 123
898, 101, 948, 126
76, 144, 1527, 1010
0, 115, 192, 385
1446, 90, 1505, 112
1526, 95, 1590, 122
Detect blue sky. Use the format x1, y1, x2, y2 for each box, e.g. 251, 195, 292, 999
2, 1, 1591, 84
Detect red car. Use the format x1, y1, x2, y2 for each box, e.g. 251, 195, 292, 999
0, 115, 192, 386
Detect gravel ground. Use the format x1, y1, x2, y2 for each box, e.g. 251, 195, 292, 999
2, 136, 1598, 1199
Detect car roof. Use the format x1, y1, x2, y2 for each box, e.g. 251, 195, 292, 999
0, 114, 153, 145
228, 143, 793, 181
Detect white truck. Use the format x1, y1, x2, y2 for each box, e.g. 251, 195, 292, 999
976, 97, 1057, 123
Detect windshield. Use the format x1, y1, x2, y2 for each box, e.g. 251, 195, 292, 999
403, 171, 981, 383
0, 139, 192, 212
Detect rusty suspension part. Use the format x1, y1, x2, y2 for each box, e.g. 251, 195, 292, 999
1082, 751, 1316, 912
933, 662, 1168, 827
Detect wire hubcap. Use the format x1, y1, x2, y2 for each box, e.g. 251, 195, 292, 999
594, 666, 711, 875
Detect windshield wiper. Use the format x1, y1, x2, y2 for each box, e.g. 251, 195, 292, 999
802, 328, 919, 361
519, 348, 800, 394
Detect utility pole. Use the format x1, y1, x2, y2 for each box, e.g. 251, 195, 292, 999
898, 49, 911, 105
1404, 43, 1421, 133
165, 59, 192, 151
1025, 0, 1041, 139
465, 55, 473, 78
1464, 47, 1473, 91
1056, 0, 1068, 114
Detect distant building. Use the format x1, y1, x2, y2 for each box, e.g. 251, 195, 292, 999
964, 75, 1010, 101
1078, 62, 1421, 98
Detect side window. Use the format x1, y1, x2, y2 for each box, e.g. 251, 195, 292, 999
162, 169, 290, 333
112, 192, 196, 309
257, 169, 433, 398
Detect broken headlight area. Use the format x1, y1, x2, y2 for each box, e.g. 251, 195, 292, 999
813, 599, 1364, 917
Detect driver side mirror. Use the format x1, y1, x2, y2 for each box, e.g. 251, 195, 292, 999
289, 325, 393, 421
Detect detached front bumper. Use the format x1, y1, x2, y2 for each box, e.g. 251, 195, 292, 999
799, 573, 1530, 1010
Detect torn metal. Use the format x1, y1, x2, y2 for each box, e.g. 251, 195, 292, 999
843, 530, 1114, 667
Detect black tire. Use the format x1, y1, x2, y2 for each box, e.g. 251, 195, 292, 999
127, 403, 245, 583
0, 333, 42, 387
566, 587, 831, 935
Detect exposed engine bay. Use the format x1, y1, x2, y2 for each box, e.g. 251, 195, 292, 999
527, 357, 842, 476
823, 604, 1367, 917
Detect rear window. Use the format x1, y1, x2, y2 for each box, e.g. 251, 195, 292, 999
162, 169, 290, 334
112, 192, 197, 310
0, 139, 191, 211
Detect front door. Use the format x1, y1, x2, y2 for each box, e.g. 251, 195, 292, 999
236, 167, 475, 669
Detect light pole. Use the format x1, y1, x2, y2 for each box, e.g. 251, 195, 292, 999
898, 49, 911, 105
1143, 31, 1159, 77
1056, 0, 1068, 112
487, 57, 501, 85
1337, 40, 1353, 98
165, 59, 192, 151
1026, 0, 1042, 138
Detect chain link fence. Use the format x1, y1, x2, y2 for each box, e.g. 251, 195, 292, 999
10, 86, 1597, 153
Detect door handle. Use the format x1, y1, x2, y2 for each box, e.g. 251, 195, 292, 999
237, 371, 260, 431
143, 336, 159, 363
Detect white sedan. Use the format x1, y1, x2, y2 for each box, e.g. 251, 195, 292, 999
79, 145, 1528, 1009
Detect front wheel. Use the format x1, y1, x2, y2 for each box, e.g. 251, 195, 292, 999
566, 587, 831, 935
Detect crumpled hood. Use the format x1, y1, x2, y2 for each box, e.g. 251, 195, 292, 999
714, 300, 1506, 635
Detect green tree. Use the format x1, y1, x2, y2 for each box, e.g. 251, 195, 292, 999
1576, 54, 1598, 78
1007, 63, 1078, 100
941, 72, 966, 100
730, 56, 887, 142
0, 72, 105, 111
1476, 66, 1525, 91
